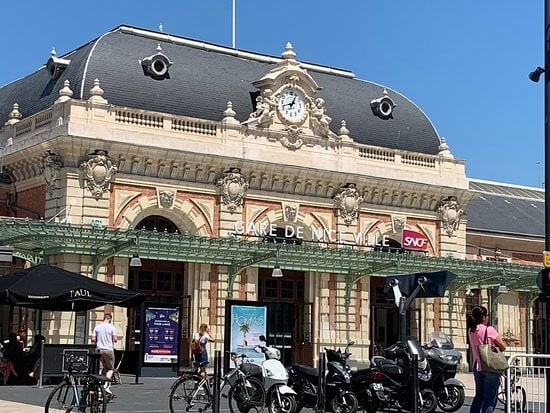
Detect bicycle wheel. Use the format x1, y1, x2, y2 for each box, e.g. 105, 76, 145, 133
510, 386, 527, 413
82, 382, 107, 413
228, 376, 265, 413
45, 382, 77, 413
169, 374, 210, 413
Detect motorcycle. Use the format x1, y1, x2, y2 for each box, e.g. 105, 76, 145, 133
351, 339, 437, 413
286, 343, 358, 413
423, 332, 465, 412
240, 345, 297, 413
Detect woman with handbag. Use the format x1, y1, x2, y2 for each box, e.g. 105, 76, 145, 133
192, 323, 215, 378
468, 305, 507, 413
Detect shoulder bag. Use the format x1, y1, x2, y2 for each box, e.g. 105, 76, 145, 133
478, 326, 508, 373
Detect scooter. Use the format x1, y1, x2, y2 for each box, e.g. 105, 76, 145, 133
287, 342, 358, 413
423, 332, 465, 412
240, 345, 297, 413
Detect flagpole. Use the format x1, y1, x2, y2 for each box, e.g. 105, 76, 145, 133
232, 0, 236, 48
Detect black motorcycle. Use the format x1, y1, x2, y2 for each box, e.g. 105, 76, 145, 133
351, 339, 437, 413
423, 332, 465, 412
287, 343, 358, 413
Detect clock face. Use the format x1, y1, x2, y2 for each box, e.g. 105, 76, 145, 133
278, 88, 306, 122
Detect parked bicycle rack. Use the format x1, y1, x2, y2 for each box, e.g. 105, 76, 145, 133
505, 353, 550, 413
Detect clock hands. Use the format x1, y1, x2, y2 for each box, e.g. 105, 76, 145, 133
283, 96, 297, 109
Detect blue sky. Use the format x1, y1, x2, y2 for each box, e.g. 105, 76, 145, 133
0, 1, 544, 187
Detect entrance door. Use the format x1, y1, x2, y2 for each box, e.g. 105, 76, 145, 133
258, 268, 311, 365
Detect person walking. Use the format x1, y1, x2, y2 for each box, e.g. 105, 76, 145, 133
468, 305, 506, 413
192, 323, 215, 378
92, 313, 117, 400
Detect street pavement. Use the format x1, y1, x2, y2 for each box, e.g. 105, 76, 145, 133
0, 373, 501, 413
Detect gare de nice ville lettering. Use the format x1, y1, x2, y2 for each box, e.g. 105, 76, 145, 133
233, 221, 390, 247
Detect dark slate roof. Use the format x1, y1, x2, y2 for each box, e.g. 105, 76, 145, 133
466, 180, 544, 237
0, 25, 441, 155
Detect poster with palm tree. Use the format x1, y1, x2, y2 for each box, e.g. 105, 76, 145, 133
229, 304, 267, 364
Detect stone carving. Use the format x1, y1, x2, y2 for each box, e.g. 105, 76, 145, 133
242, 89, 276, 128
80, 150, 118, 198
281, 125, 304, 150
435, 196, 464, 237
392, 216, 406, 232
217, 167, 249, 213
283, 204, 298, 222
41, 150, 64, 195
310, 97, 332, 137
334, 183, 363, 225
159, 191, 174, 208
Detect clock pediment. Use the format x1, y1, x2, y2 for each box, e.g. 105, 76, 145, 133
242, 43, 337, 143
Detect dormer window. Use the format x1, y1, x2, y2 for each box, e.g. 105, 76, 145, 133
46, 48, 71, 80
141, 44, 173, 80
370, 88, 396, 120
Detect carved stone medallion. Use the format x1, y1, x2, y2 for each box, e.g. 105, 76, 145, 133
216, 167, 249, 213
41, 150, 63, 195
435, 196, 464, 237
334, 183, 363, 225
80, 150, 118, 198
159, 191, 175, 208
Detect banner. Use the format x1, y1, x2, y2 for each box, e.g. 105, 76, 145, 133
144, 306, 180, 364
230, 304, 267, 364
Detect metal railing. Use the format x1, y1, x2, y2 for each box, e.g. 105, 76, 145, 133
505, 353, 549, 413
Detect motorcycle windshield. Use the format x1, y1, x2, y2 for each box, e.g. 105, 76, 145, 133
429, 331, 454, 349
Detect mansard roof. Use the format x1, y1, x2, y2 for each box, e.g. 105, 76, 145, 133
466, 179, 544, 238
0, 25, 442, 155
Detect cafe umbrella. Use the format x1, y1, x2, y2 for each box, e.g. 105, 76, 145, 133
0, 263, 144, 311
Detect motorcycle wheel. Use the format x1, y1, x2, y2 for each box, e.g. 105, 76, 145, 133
437, 385, 465, 412
419, 389, 437, 413
330, 392, 359, 413
268, 393, 297, 413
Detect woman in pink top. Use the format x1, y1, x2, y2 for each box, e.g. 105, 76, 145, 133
467, 305, 506, 413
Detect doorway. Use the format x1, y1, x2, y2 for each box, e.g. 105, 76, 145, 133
258, 268, 312, 365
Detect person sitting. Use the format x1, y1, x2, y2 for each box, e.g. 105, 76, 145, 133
3, 333, 23, 381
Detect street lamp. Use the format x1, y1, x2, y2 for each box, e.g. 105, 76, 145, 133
529, 1, 550, 404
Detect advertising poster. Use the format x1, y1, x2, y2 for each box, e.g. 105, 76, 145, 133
144, 306, 180, 364
230, 304, 267, 364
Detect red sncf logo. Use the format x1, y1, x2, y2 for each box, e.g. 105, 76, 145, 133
402, 229, 429, 251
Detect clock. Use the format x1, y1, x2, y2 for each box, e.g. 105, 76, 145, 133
278, 88, 306, 123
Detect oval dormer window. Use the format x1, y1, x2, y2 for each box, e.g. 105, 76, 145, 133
370, 91, 396, 120
141, 44, 173, 80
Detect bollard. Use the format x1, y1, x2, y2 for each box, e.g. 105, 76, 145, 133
316, 352, 326, 413
37, 339, 45, 388
411, 353, 419, 413
213, 350, 222, 413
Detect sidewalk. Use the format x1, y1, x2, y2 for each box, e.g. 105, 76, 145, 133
0, 399, 42, 412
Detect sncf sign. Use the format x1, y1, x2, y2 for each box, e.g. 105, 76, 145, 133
402, 229, 429, 251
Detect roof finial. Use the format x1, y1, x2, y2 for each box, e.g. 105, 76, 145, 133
157, 43, 163, 52
222, 101, 239, 125
281, 42, 296, 60
438, 137, 454, 159
338, 120, 352, 142
56, 80, 73, 103
89, 79, 108, 104
159, 23, 164, 32
5, 103, 22, 126
50, 47, 56, 58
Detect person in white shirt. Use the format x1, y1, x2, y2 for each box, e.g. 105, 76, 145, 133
192, 323, 214, 378
92, 313, 117, 399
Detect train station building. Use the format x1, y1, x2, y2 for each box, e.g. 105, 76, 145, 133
0, 25, 543, 372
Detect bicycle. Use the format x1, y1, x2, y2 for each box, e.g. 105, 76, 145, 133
44, 353, 109, 413
496, 363, 527, 413
169, 352, 265, 413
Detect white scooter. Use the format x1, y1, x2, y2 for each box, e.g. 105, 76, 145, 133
241, 344, 297, 413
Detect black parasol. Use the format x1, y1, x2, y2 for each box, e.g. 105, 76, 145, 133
0, 264, 144, 311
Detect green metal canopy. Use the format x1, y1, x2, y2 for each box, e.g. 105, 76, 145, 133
0, 217, 542, 305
